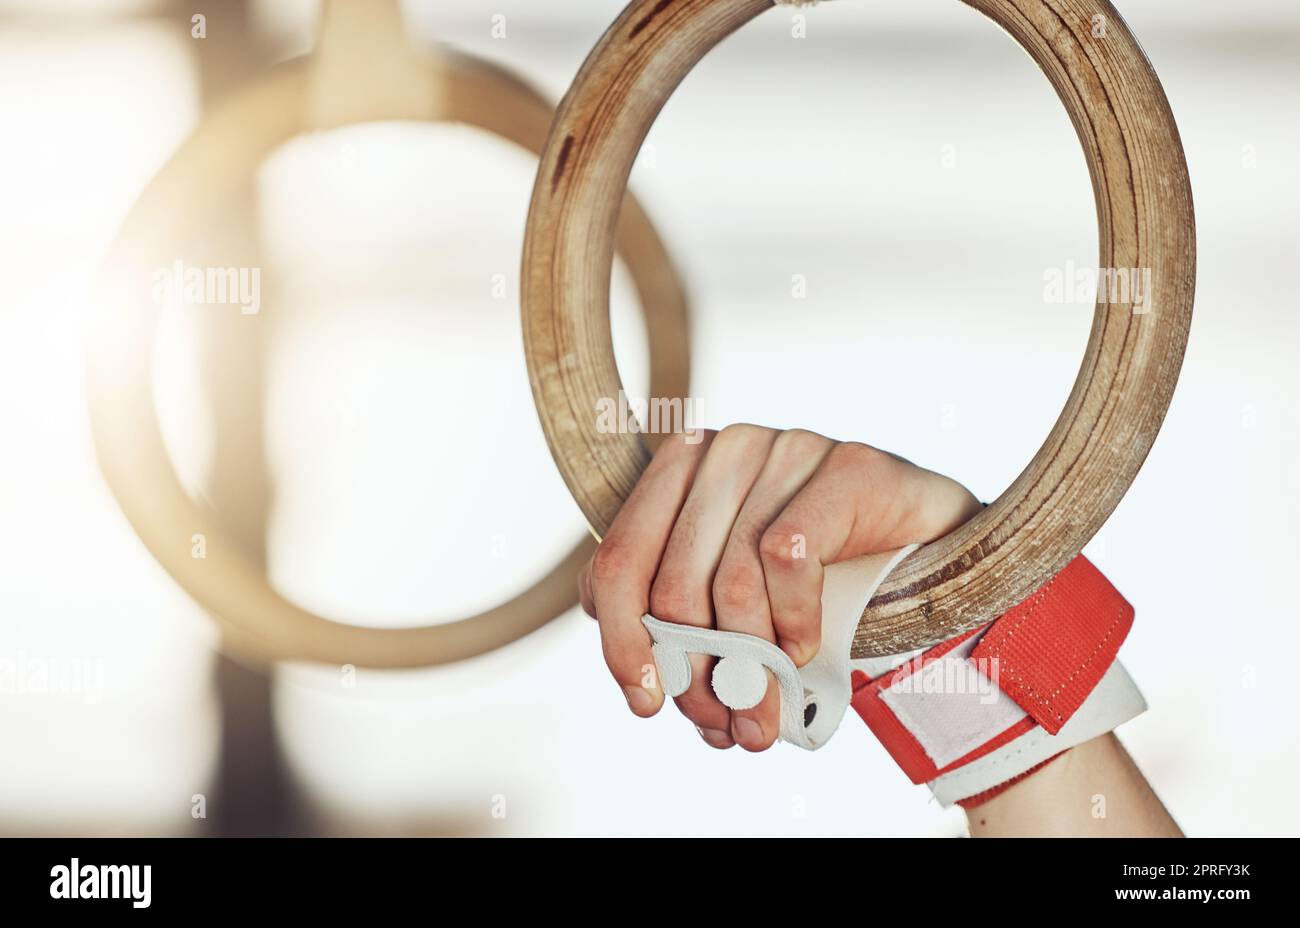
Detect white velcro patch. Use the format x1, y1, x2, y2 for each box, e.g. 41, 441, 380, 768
878, 634, 1029, 769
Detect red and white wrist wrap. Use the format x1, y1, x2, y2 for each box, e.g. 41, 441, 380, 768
641, 546, 1145, 808
849, 555, 1145, 807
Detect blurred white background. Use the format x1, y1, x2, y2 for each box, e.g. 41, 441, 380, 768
0, 0, 1296, 836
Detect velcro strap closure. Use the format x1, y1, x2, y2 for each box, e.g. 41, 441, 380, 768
970, 555, 1133, 734
851, 638, 1035, 784
928, 660, 1146, 807
851, 554, 1134, 783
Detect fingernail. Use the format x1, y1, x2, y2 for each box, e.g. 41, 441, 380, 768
623, 685, 655, 715
697, 727, 734, 749
733, 717, 764, 747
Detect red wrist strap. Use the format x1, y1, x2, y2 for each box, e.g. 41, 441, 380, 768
851, 555, 1134, 786
969, 556, 1134, 735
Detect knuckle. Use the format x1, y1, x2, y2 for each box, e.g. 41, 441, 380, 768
657, 428, 716, 460
648, 573, 696, 622
589, 539, 633, 589
827, 440, 889, 476
712, 565, 766, 615
772, 427, 831, 460
759, 526, 804, 572
712, 422, 769, 453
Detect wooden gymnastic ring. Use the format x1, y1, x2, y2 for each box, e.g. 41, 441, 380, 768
87, 50, 691, 668
521, 0, 1195, 657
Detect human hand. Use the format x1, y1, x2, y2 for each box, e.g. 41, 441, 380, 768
578, 425, 982, 751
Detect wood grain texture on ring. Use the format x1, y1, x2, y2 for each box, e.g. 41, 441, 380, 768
521, 0, 1195, 657
86, 50, 691, 668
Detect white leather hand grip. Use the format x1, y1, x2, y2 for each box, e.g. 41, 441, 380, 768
643, 545, 919, 750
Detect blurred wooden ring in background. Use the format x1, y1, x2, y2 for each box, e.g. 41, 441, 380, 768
87, 48, 691, 668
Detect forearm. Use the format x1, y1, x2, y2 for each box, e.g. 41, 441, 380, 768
965, 733, 1182, 837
